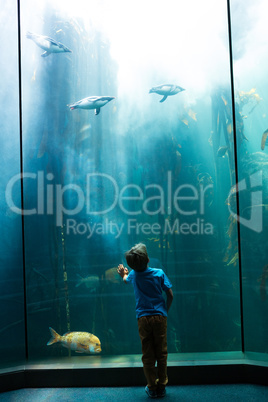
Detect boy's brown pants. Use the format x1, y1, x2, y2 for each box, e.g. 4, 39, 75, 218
137, 315, 168, 390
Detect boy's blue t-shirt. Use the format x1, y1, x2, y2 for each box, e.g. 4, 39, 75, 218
125, 267, 172, 319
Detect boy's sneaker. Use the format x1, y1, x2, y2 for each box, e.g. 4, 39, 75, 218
145, 385, 157, 398
157, 387, 166, 398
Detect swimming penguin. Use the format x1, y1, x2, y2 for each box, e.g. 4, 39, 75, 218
26, 32, 72, 57
149, 84, 185, 102
68, 96, 115, 115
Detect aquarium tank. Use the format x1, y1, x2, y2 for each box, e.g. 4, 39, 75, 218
0, 0, 268, 369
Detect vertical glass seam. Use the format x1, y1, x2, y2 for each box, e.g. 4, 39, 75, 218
16, 0, 28, 360
226, 0, 245, 353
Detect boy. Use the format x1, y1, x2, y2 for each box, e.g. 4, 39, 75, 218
118, 243, 173, 398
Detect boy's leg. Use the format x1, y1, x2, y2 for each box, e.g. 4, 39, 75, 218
138, 316, 158, 390
153, 315, 168, 388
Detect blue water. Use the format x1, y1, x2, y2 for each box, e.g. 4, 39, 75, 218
0, 0, 268, 367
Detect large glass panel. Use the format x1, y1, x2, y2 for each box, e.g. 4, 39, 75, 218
20, 0, 241, 362
230, 0, 268, 358
0, 1, 25, 367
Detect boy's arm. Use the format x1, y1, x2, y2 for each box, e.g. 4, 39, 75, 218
117, 264, 129, 283
166, 288, 173, 312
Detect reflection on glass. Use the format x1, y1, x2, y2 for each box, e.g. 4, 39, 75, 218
3, 0, 260, 365
0, 1, 25, 366
230, 0, 268, 356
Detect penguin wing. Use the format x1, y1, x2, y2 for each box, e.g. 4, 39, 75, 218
43, 36, 71, 51
57, 42, 70, 50
43, 36, 62, 46
41, 51, 51, 57
160, 95, 168, 103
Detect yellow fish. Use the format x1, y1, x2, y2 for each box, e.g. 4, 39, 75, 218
31, 69, 36, 81
76, 274, 99, 290
181, 118, 189, 126
188, 108, 197, 121
227, 252, 238, 266
221, 96, 228, 106
47, 327, 101, 353
261, 129, 268, 150
227, 123, 232, 134
105, 267, 121, 284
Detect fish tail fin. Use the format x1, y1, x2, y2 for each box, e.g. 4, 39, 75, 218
47, 327, 61, 345
75, 274, 83, 287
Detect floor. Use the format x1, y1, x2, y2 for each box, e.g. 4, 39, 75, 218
1, 384, 268, 401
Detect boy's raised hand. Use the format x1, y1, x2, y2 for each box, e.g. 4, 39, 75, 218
117, 264, 129, 278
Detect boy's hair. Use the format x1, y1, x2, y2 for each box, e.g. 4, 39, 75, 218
125, 243, 149, 272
